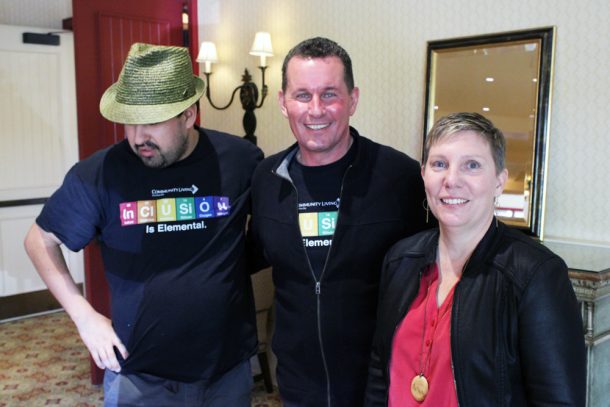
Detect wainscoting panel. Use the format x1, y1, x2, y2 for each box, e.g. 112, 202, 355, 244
0, 205, 83, 299
0, 24, 82, 301
0, 24, 79, 202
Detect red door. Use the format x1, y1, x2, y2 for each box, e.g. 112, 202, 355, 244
71, 0, 198, 384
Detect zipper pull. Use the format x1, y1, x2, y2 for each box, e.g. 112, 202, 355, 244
315, 281, 321, 295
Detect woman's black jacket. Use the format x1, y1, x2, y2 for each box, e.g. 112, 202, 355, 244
365, 221, 586, 406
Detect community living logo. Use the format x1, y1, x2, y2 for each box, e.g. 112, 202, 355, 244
119, 196, 230, 227
151, 184, 199, 197
298, 198, 340, 211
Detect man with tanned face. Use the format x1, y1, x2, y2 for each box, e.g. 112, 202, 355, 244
248, 37, 430, 407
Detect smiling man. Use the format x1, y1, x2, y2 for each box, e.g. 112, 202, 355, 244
24, 43, 262, 406
248, 37, 431, 407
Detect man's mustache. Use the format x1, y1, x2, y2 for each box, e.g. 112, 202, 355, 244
135, 141, 159, 150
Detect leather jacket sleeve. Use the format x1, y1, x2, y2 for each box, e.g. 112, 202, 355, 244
364, 250, 399, 407
518, 256, 586, 406
364, 343, 387, 406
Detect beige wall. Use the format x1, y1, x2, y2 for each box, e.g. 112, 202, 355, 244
198, 0, 610, 246
3, 0, 608, 246
0, 0, 70, 29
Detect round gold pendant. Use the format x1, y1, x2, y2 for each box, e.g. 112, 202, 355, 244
411, 374, 429, 402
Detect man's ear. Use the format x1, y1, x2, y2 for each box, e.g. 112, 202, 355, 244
278, 90, 288, 118
348, 86, 360, 116
183, 103, 198, 127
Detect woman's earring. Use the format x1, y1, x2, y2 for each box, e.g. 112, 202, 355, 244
422, 199, 429, 224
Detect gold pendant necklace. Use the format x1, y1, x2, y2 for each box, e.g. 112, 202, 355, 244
411, 374, 429, 401
410, 251, 470, 402
411, 274, 433, 402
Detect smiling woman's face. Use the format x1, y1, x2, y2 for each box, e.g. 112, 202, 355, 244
422, 130, 508, 234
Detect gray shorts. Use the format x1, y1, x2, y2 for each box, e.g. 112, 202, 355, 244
103, 360, 252, 407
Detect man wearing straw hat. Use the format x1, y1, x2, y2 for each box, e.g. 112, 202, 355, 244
24, 43, 263, 406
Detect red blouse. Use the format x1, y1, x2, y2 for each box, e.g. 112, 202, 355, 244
388, 263, 459, 406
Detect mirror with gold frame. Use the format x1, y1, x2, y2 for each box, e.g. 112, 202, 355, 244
423, 27, 555, 238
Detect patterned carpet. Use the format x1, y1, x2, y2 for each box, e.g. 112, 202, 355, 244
0, 311, 281, 406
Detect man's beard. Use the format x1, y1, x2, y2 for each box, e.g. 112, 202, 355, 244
135, 138, 188, 168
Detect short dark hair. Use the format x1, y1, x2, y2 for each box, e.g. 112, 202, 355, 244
281, 37, 354, 92
424, 112, 506, 174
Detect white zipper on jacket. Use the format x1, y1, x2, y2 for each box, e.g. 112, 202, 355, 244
272, 158, 352, 407
314, 164, 351, 407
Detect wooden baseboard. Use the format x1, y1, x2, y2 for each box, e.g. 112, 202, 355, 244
0, 285, 82, 321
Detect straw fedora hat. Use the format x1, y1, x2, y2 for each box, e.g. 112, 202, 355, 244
100, 43, 205, 125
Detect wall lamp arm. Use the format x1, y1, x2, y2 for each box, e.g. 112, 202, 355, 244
203, 72, 244, 111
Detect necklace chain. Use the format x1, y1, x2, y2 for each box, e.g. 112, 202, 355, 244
417, 277, 433, 377
412, 253, 472, 400
416, 267, 453, 377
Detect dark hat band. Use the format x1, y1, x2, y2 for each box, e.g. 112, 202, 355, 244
115, 80, 196, 105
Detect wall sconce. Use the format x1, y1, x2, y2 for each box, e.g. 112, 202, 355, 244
197, 32, 273, 145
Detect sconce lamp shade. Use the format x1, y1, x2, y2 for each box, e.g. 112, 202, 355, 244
196, 41, 218, 73
249, 32, 274, 56
199, 32, 273, 145
249, 32, 273, 67
196, 41, 218, 62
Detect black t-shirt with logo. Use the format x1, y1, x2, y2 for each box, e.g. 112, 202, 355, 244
289, 145, 355, 278
36, 127, 262, 382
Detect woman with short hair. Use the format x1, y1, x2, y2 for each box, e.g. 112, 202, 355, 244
365, 112, 586, 407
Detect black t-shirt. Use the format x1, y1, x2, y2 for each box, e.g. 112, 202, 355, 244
289, 144, 355, 278
36, 127, 262, 382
